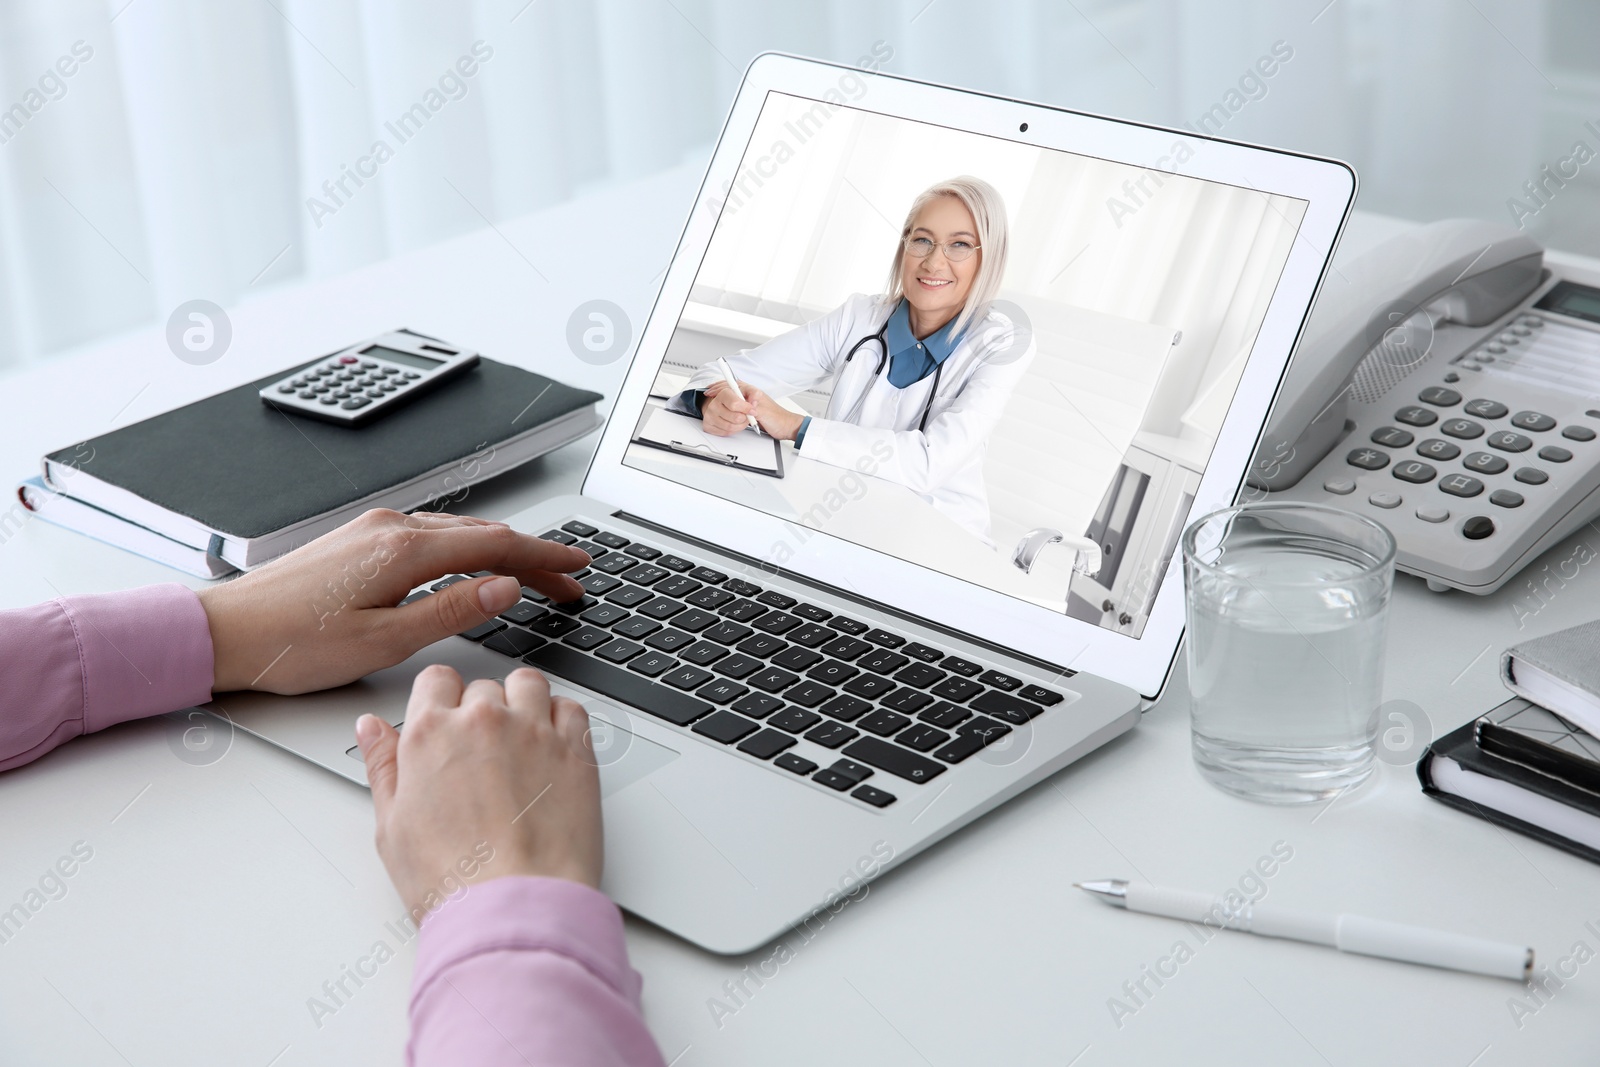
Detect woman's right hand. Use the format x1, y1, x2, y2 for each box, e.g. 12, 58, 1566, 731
356, 664, 604, 919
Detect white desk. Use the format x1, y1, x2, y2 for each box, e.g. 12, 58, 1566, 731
3, 170, 1599, 1066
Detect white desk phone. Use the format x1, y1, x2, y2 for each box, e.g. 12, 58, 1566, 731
1251, 218, 1600, 594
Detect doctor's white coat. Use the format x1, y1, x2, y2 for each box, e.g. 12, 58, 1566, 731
681, 293, 1035, 544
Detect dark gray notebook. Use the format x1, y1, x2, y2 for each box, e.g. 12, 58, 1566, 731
42, 339, 602, 569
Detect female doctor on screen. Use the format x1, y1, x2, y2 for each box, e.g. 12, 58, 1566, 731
670, 176, 1034, 544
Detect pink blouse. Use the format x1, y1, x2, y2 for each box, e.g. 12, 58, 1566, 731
0, 584, 664, 1066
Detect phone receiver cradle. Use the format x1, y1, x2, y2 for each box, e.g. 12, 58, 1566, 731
1250, 218, 1600, 595
1253, 219, 1545, 493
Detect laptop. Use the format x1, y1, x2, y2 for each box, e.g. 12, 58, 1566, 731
214, 54, 1355, 953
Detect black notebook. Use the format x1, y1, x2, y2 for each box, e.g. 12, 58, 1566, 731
39, 336, 601, 571
1476, 698, 1600, 795
1418, 702, 1600, 866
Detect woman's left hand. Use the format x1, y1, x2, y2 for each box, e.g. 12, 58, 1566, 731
704, 380, 806, 441
197, 509, 591, 694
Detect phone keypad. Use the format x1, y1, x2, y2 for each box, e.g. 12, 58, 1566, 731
1486, 430, 1532, 452
1394, 405, 1438, 427
1438, 474, 1484, 498
1463, 398, 1508, 419
1439, 418, 1484, 439
1370, 426, 1413, 448
1345, 448, 1389, 470
1462, 452, 1507, 475
1321, 375, 1599, 542
1392, 460, 1436, 483
1489, 489, 1524, 508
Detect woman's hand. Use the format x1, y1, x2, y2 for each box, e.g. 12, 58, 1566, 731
356, 664, 603, 915
702, 379, 806, 441
196, 509, 590, 694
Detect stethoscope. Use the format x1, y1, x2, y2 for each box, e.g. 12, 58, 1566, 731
841, 317, 946, 432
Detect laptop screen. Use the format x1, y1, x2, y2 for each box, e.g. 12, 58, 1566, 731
621, 90, 1308, 640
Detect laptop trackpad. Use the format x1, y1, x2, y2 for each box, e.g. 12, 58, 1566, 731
339, 698, 677, 796
582, 699, 680, 797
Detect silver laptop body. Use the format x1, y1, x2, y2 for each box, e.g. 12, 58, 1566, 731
214, 55, 1354, 952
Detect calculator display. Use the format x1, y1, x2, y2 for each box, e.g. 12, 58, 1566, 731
263, 332, 478, 426
363, 345, 444, 370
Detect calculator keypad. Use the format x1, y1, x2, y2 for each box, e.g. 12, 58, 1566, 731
263, 349, 445, 423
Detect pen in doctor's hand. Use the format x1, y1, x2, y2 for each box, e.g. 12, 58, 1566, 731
1075, 880, 1533, 982
715, 356, 759, 432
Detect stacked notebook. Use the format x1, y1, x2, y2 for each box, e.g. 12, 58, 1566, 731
16, 331, 603, 578
1419, 619, 1600, 863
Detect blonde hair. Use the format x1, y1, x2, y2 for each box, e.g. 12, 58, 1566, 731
882, 176, 1009, 342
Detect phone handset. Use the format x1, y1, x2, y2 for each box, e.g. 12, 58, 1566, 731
1249, 219, 1545, 492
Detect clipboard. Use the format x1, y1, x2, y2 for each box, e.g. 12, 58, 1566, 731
632, 405, 784, 478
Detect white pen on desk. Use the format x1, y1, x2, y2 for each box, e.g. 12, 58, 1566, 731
715, 356, 759, 433
1075, 879, 1533, 982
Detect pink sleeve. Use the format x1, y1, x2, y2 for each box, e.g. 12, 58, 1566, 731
0, 584, 215, 771
408, 876, 666, 1067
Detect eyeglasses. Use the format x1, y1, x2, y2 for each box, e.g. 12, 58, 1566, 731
905, 236, 980, 262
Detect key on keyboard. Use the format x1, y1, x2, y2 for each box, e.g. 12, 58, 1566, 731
483, 628, 547, 658
693, 711, 759, 744
524, 645, 711, 726
859, 650, 909, 675
842, 736, 945, 783
971, 691, 1045, 723
739, 634, 788, 657
738, 729, 796, 759
732, 693, 784, 718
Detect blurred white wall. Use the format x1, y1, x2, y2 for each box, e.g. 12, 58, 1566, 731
0, 0, 1591, 369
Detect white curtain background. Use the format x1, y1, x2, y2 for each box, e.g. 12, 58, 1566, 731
0, 0, 1580, 371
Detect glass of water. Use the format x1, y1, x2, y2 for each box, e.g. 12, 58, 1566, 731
1182, 502, 1396, 804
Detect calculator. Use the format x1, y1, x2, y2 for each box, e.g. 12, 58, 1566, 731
259, 331, 480, 426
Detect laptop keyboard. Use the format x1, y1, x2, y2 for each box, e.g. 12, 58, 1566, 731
425, 519, 1070, 810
